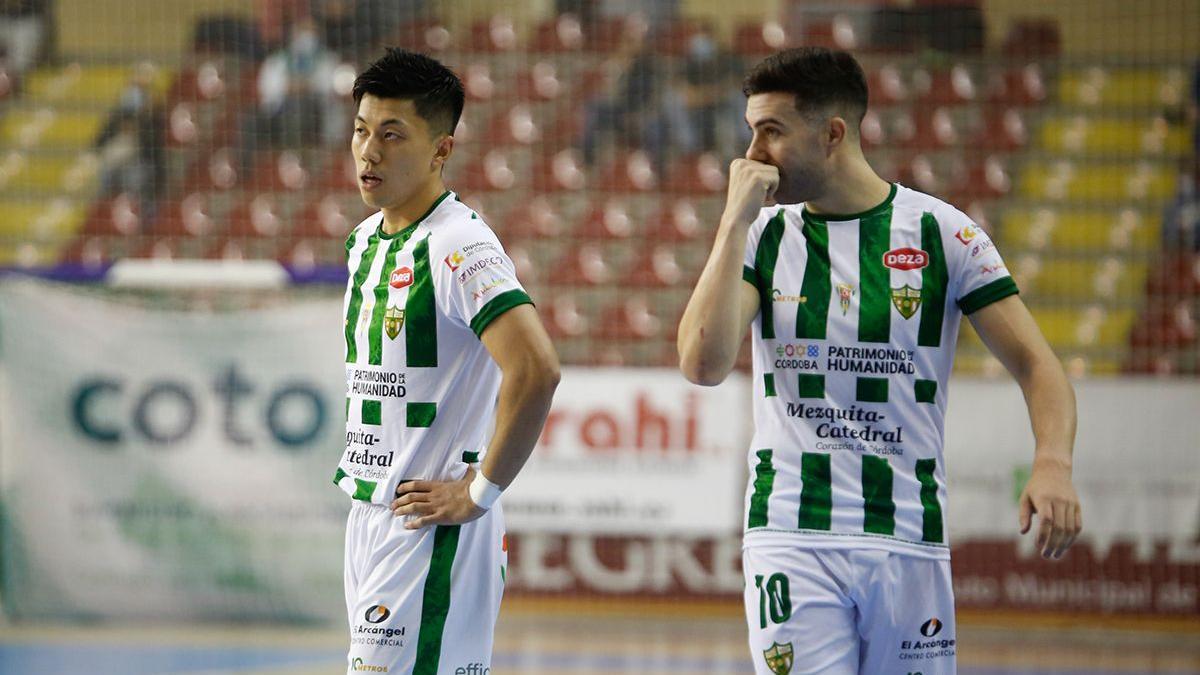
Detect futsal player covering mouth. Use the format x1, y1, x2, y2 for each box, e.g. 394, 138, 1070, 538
678, 47, 1082, 674
335, 48, 559, 675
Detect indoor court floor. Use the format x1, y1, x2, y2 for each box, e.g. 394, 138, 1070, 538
0, 602, 1197, 674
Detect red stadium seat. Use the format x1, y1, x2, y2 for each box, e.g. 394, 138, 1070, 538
917, 65, 978, 106
596, 295, 666, 339
648, 199, 707, 242
515, 61, 566, 101
467, 15, 519, 53
294, 195, 367, 239
977, 108, 1029, 151
1146, 254, 1200, 297
625, 246, 687, 287
541, 291, 592, 339
463, 62, 499, 102
867, 65, 909, 106
486, 105, 542, 146
82, 193, 144, 237
733, 21, 788, 57
226, 193, 288, 238
391, 20, 453, 53
243, 150, 310, 193
547, 243, 616, 285
501, 195, 570, 241
532, 149, 587, 192
1002, 18, 1061, 58
531, 13, 584, 53
595, 151, 658, 192
181, 147, 239, 192
458, 149, 519, 192
985, 64, 1047, 106
577, 198, 635, 240
663, 153, 727, 195
150, 193, 218, 238
649, 18, 709, 56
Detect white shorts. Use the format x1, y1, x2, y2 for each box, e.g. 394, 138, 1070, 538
344, 500, 506, 675
743, 545, 956, 675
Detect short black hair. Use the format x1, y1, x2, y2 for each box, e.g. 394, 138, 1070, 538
743, 47, 868, 130
353, 48, 464, 137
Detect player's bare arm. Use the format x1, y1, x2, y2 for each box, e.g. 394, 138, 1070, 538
678, 158, 779, 385
969, 295, 1082, 560
392, 304, 560, 529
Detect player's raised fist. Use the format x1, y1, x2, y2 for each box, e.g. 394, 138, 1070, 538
724, 158, 780, 228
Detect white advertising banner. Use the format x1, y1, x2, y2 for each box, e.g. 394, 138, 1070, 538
1, 278, 1197, 618
502, 368, 751, 535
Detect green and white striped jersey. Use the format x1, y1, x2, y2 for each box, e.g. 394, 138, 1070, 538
740, 184, 1018, 559
335, 191, 533, 504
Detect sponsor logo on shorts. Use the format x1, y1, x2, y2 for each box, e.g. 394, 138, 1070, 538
365, 605, 390, 624
454, 665, 490, 675
351, 658, 388, 672
899, 617, 955, 662
762, 641, 794, 675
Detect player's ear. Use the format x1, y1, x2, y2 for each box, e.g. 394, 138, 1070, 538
431, 134, 454, 171
827, 116, 847, 152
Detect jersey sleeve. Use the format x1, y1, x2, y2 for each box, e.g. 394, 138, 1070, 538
431, 224, 533, 338
945, 213, 1019, 315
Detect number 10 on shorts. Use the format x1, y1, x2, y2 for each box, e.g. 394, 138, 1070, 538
754, 573, 792, 629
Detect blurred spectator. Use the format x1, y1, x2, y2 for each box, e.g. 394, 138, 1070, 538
255, 0, 310, 52
315, 0, 358, 60
93, 63, 165, 223
1162, 158, 1199, 253
0, 0, 47, 77
676, 27, 748, 158
1190, 59, 1198, 157
241, 17, 342, 167
580, 20, 683, 173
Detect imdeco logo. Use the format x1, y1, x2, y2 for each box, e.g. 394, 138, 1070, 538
365, 605, 391, 624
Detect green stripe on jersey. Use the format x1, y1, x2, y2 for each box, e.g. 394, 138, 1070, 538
763, 373, 776, 397
406, 236, 438, 367
959, 277, 1020, 315
747, 449, 776, 528
797, 373, 825, 398
367, 226, 421, 365
918, 212, 950, 347
752, 212, 786, 339
361, 399, 381, 425
413, 524, 462, 674
856, 377, 889, 403
862, 455, 896, 535
407, 402, 437, 427
797, 452, 832, 530
858, 205, 893, 343
915, 379, 937, 403
916, 458, 944, 543
344, 228, 381, 363
795, 218, 831, 340
352, 478, 376, 501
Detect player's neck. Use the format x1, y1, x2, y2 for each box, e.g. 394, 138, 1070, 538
380, 180, 449, 235
805, 156, 892, 219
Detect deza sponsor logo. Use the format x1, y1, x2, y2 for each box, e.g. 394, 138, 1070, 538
70, 364, 327, 448
538, 391, 702, 453
882, 247, 929, 271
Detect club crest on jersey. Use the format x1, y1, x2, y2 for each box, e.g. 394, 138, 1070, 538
891, 285, 922, 319
384, 305, 405, 340
836, 283, 855, 315
444, 251, 464, 271
389, 266, 413, 289
763, 642, 794, 675
955, 224, 980, 245
883, 247, 929, 270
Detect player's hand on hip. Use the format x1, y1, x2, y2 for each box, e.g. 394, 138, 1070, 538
391, 467, 486, 530
1017, 459, 1082, 560
723, 158, 780, 228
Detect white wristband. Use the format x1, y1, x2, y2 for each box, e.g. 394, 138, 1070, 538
468, 471, 503, 510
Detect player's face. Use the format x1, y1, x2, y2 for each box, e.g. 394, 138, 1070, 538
744, 92, 831, 205
351, 94, 451, 212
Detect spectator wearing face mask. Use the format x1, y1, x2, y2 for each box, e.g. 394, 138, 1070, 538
241, 17, 342, 170
676, 27, 748, 159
